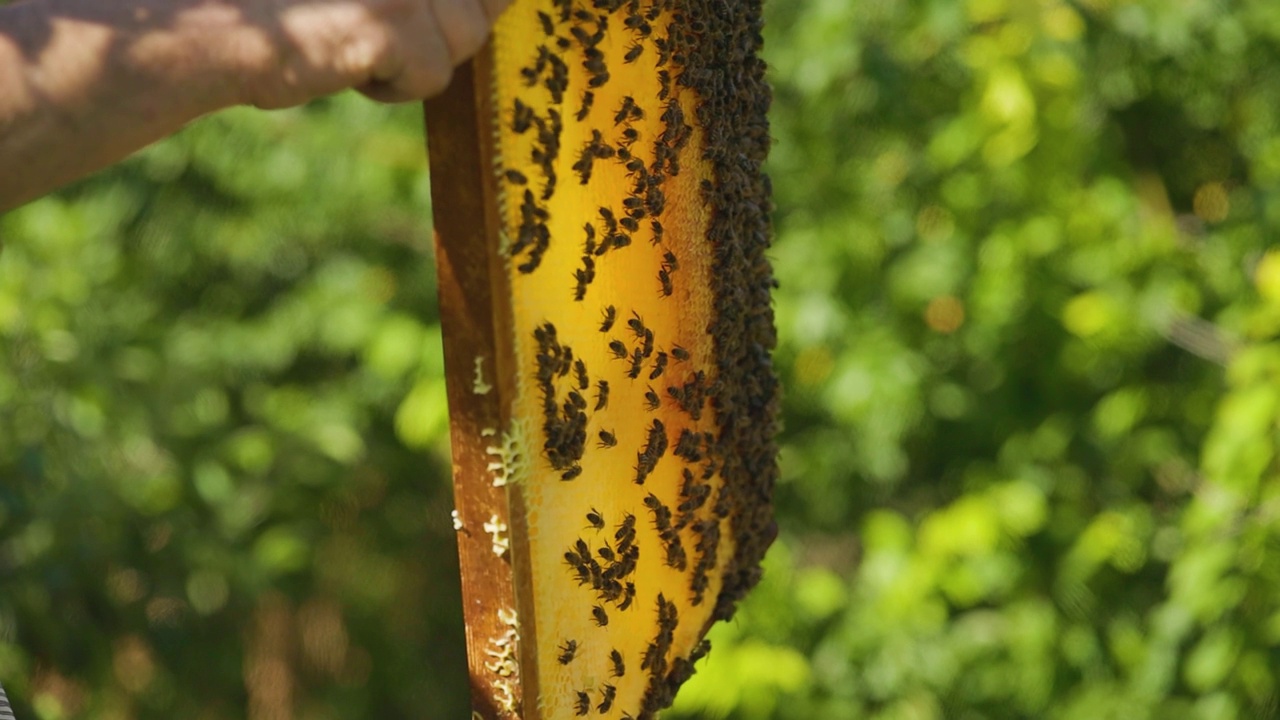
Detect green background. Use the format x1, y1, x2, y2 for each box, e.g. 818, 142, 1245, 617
6, 0, 1280, 718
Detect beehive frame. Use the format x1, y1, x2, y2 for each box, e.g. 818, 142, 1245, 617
424, 1, 777, 717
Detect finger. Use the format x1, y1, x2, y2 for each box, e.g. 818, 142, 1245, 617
361, 6, 454, 101
356, 79, 424, 104
429, 0, 492, 65
475, 0, 513, 24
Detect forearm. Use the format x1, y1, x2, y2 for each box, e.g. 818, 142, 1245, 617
0, 0, 252, 212
0, 0, 507, 211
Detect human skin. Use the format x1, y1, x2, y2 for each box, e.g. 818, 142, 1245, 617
0, 0, 510, 212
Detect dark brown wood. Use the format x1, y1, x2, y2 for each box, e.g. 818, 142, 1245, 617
424, 51, 531, 720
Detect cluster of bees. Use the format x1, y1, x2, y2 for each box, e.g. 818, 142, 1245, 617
563, 510, 641, 617
503, 0, 694, 310
557, 509, 644, 717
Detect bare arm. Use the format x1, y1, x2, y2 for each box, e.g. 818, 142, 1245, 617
0, 0, 508, 212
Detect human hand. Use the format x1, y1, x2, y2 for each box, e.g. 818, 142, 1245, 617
230, 0, 512, 108
0, 0, 507, 210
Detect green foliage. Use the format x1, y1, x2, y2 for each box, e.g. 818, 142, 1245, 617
5, 1, 1280, 718
672, 1, 1280, 718
0, 97, 466, 719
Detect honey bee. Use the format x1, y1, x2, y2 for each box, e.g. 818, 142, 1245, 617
649, 351, 668, 380
576, 90, 595, 121
591, 605, 609, 627
644, 386, 660, 410
558, 639, 579, 664
598, 684, 617, 713
594, 379, 610, 410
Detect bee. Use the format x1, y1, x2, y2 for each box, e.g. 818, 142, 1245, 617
615, 513, 636, 541
570, 25, 593, 46
597, 543, 616, 562
628, 311, 646, 339
624, 14, 650, 32
645, 493, 672, 527
608, 339, 628, 359
594, 379, 610, 410
560, 465, 582, 481
504, 169, 528, 185
588, 70, 611, 89
658, 594, 679, 631
592, 605, 609, 627
657, 68, 672, 99
620, 127, 640, 145
619, 216, 640, 232
675, 431, 703, 461
574, 358, 589, 390
586, 508, 605, 530
649, 352, 668, 380
609, 649, 625, 677
599, 206, 618, 231
654, 36, 672, 65
665, 540, 688, 570
599, 304, 617, 332
617, 583, 635, 611
641, 640, 663, 671
644, 386, 660, 410
678, 492, 708, 514
671, 344, 690, 361
597, 429, 618, 448
642, 329, 655, 358
627, 349, 645, 379
622, 196, 645, 211
576, 90, 595, 122
646, 418, 667, 452
575, 691, 590, 716
567, 390, 587, 410
615, 96, 643, 124
580, 255, 598, 289
537, 10, 554, 34
598, 684, 617, 713
651, 219, 665, 245
558, 639, 579, 664
573, 145, 597, 185
659, 268, 674, 297
511, 99, 534, 133
624, 41, 643, 63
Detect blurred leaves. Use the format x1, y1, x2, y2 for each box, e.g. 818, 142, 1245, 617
0, 95, 465, 719
677, 0, 1280, 718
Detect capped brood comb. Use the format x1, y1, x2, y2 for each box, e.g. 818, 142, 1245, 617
423, 0, 777, 717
